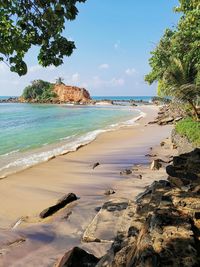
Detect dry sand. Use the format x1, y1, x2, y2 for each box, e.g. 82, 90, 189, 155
0, 105, 173, 267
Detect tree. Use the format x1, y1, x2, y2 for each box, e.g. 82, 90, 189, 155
162, 58, 200, 119
145, 0, 200, 119
0, 0, 86, 76
22, 80, 57, 101
56, 77, 64, 84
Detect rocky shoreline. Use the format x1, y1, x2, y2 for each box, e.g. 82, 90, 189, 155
1, 105, 198, 267
95, 148, 200, 267
52, 106, 200, 267
0, 96, 151, 106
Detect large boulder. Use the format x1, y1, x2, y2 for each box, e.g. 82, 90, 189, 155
55, 247, 100, 267
166, 149, 200, 182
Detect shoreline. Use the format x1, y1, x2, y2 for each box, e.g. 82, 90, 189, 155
0, 105, 173, 267
0, 105, 162, 227
0, 106, 145, 179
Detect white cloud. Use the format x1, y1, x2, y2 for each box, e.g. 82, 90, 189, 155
110, 78, 125, 86
28, 65, 56, 73
125, 68, 136, 76
114, 40, 121, 50
71, 73, 80, 83
29, 65, 42, 73
90, 76, 124, 88
99, 63, 109, 69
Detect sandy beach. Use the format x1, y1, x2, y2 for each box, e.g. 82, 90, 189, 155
0, 105, 173, 266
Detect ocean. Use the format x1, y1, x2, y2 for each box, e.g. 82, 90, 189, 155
0, 98, 150, 177
92, 96, 153, 102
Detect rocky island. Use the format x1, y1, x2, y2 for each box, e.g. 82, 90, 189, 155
0, 80, 92, 104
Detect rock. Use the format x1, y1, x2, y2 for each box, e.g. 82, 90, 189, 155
128, 226, 139, 237
131, 102, 138, 106
95, 206, 101, 212
168, 176, 187, 187
159, 116, 174, 125
96, 147, 200, 267
82, 198, 132, 243
174, 116, 183, 122
0, 97, 20, 103
160, 141, 165, 146
95, 100, 114, 105
166, 152, 200, 181
145, 154, 157, 157
92, 162, 100, 169
171, 129, 194, 154
54, 84, 91, 104
104, 189, 115, 195
158, 180, 172, 188
39, 193, 77, 218
151, 160, 162, 170
55, 247, 100, 267
191, 185, 200, 194
148, 120, 158, 124
194, 212, 200, 220
120, 169, 132, 175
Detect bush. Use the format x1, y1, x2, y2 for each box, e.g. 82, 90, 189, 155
22, 80, 57, 101
175, 117, 200, 147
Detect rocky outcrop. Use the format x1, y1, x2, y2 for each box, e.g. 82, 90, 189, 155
55, 247, 100, 267
171, 128, 194, 154
149, 104, 184, 126
54, 84, 91, 104
0, 97, 20, 103
82, 198, 132, 243
0, 85, 91, 105
97, 149, 200, 267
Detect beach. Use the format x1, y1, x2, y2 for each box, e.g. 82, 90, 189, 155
0, 105, 173, 266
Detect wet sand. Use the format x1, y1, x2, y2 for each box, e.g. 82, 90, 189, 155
0, 105, 173, 266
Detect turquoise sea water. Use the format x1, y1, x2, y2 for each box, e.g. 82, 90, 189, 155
0, 96, 154, 101
92, 96, 153, 102
0, 101, 144, 177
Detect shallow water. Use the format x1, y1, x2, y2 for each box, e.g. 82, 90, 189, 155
0, 103, 142, 177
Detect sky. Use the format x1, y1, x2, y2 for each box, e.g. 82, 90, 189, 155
0, 0, 180, 97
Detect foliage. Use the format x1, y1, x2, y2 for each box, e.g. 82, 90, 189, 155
145, 0, 200, 119
176, 117, 200, 146
56, 77, 64, 84
22, 80, 57, 101
151, 96, 171, 104
0, 0, 86, 76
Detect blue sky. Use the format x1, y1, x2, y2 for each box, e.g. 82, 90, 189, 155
0, 0, 179, 96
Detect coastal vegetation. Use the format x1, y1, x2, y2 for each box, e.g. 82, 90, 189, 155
22, 80, 57, 101
176, 117, 200, 147
145, 0, 200, 120
0, 0, 86, 75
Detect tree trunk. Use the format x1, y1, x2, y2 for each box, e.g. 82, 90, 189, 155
188, 100, 200, 121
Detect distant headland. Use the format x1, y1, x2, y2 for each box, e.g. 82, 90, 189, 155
9, 79, 92, 104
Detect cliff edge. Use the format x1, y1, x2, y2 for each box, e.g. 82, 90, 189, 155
54, 84, 91, 103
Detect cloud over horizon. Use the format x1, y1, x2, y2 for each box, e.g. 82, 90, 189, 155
99, 63, 109, 69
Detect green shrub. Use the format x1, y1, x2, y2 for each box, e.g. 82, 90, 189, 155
22, 80, 57, 101
175, 117, 200, 147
